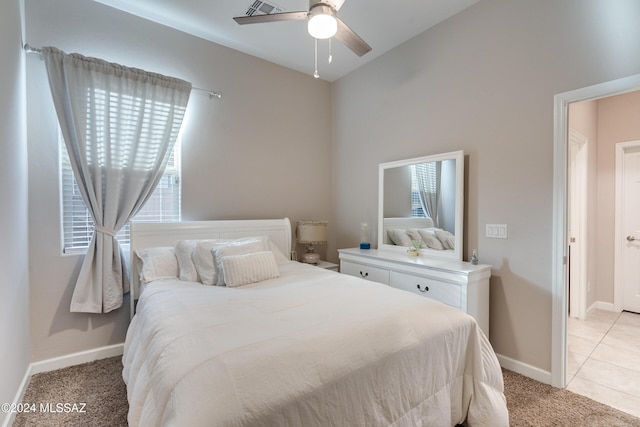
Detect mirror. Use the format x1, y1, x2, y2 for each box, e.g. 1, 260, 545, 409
378, 150, 464, 260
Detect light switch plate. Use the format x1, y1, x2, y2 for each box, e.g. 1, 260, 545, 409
486, 224, 508, 239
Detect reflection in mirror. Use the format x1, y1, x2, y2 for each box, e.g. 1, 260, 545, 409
378, 151, 464, 260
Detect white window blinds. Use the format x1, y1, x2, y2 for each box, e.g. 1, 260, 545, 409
60, 134, 181, 253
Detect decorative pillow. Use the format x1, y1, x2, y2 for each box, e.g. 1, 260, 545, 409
212, 237, 270, 286
135, 247, 178, 283
220, 251, 280, 287
433, 228, 455, 250
417, 229, 445, 250
387, 229, 412, 246
174, 240, 201, 282
193, 239, 230, 285
406, 229, 425, 245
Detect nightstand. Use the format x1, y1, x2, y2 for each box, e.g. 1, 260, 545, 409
313, 260, 339, 272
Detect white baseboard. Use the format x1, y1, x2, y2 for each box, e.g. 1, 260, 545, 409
525, 300, 621, 394
596, 301, 617, 312
30, 343, 124, 375
1, 365, 32, 427
586, 301, 599, 318
497, 353, 552, 385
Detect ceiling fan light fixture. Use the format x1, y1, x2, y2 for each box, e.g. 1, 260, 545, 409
307, 5, 337, 39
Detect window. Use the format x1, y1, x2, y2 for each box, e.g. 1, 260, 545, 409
60, 135, 181, 253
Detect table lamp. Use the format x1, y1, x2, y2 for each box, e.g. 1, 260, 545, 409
296, 220, 328, 264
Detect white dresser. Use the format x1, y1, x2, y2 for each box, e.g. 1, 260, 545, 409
338, 248, 491, 337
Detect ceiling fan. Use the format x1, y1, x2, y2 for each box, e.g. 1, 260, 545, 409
233, 0, 372, 57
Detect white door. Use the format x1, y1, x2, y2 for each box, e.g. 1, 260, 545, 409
619, 143, 640, 313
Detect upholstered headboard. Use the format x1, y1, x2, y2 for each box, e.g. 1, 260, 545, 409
129, 218, 292, 317
382, 217, 435, 244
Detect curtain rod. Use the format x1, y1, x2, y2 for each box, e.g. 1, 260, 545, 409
23, 43, 222, 99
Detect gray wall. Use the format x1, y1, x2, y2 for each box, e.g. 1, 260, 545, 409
332, 0, 640, 372
0, 0, 30, 414
25, 0, 332, 362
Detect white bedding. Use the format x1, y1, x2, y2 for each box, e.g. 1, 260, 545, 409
123, 262, 508, 427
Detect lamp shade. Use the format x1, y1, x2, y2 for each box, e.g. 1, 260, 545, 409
296, 221, 328, 244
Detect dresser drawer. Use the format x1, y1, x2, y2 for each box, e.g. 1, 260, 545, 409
390, 271, 462, 309
341, 261, 390, 285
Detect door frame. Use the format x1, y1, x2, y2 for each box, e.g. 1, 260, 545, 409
614, 140, 640, 312
568, 130, 588, 320
552, 73, 640, 388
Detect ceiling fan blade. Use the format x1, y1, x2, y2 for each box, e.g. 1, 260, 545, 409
233, 11, 308, 25
333, 0, 347, 11
335, 18, 371, 57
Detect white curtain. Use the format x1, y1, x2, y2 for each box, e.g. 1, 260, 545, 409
42, 47, 191, 313
415, 162, 442, 228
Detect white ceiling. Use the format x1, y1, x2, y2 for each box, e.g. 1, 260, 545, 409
92, 0, 479, 82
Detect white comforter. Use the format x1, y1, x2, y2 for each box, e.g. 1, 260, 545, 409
123, 262, 508, 427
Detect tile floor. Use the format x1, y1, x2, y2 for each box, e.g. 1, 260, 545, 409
567, 309, 640, 419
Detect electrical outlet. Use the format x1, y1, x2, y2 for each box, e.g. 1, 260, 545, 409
486, 224, 508, 239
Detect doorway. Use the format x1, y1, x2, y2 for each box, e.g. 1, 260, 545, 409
615, 141, 640, 314
552, 73, 640, 390
558, 81, 640, 417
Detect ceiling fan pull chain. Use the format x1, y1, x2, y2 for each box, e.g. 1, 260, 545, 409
328, 38, 333, 64
314, 38, 320, 78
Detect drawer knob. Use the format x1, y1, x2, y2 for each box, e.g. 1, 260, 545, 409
416, 284, 429, 293
359, 271, 369, 278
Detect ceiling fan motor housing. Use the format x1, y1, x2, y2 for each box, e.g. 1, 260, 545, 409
309, 0, 339, 12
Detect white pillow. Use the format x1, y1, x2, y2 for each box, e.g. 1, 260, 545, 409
174, 240, 201, 282
387, 229, 412, 246
220, 251, 280, 287
193, 239, 230, 285
268, 239, 291, 265
212, 237, 270, 286
135, 247, 178, 283
434, 228, 455, 250
417, 229, 445, 250
406, 229, 425, 245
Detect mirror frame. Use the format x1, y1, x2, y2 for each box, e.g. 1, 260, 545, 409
377, 150, 464, 261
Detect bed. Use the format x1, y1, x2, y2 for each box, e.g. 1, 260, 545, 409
122, 218, 508, 427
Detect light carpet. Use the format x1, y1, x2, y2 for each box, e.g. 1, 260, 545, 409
12, 357, 640, 426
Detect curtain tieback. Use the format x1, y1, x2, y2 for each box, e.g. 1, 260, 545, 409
95, 225, 116, 237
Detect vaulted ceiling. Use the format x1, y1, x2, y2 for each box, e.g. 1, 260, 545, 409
92, 0, 479, 81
